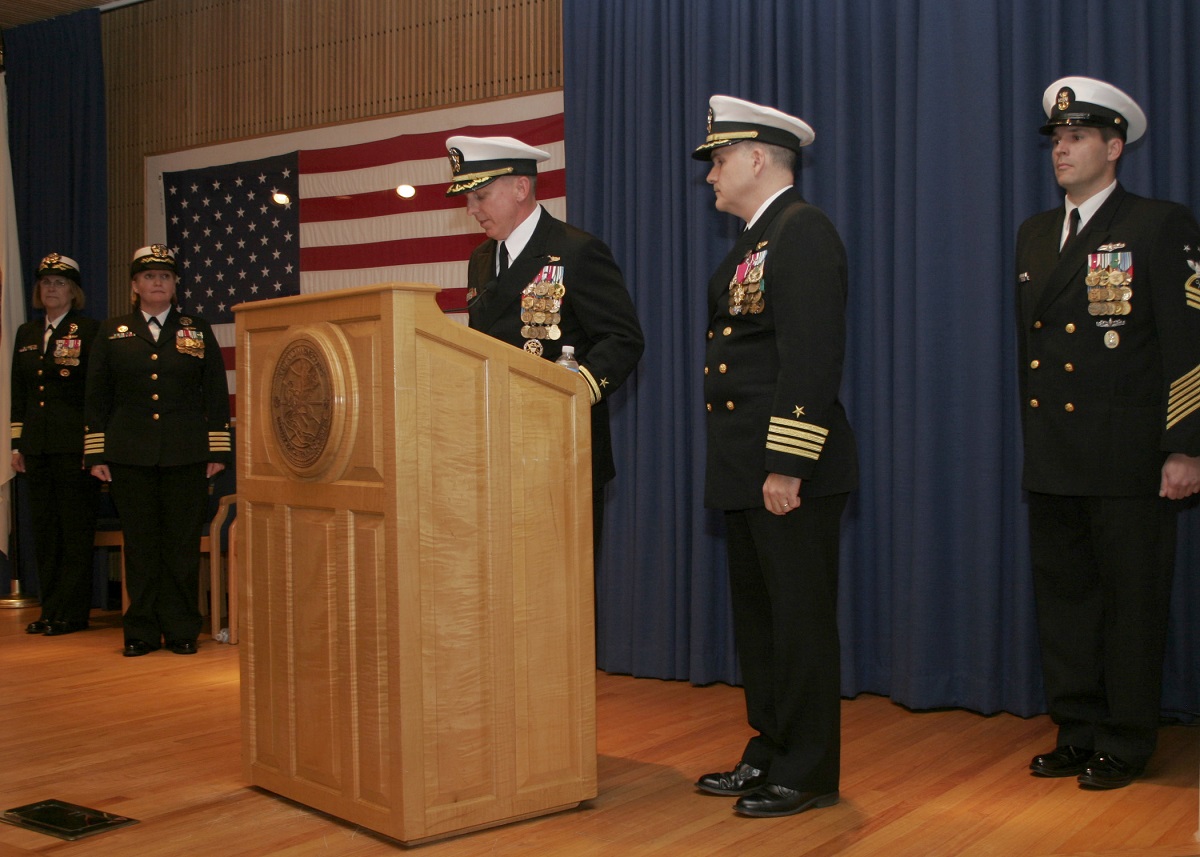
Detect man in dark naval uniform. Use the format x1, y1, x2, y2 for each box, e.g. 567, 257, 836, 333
691, 96, 858, 817
85, 245, 232, 657
1016, 77, 1200, 789
10, 253, 100, 636
444, 135, 644, 550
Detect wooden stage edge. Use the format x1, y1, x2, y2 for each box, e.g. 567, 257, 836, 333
0, 609, 1196, 857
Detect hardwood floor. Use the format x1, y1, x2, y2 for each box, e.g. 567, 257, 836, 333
0, 608, 1196, 856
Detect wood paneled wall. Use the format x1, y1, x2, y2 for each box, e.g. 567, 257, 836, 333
101, 0, 563, 313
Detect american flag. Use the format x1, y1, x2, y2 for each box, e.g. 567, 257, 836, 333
156, 94, 566, 413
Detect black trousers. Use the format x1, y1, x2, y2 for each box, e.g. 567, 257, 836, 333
725, 493, 848, 793
109, 462, 209, 645
1027, 492, 1178, 764
24, 453, 99, 625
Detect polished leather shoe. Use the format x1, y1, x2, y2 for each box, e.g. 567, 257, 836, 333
1030, 745, 1092, 777
44, 619, 88, 636
696, 761, 768, 796
1077, 753, 1144, 790
734, 785, 839, 818
166, 639, 199, 655
123, 640, 157, 657
25, 619, 51, 634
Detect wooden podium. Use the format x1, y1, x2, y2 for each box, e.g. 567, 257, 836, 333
234, 283, 597, 844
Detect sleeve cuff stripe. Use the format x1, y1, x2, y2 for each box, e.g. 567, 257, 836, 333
766, 441, 820, 460
578, 366, 602, 404
767, 434, 825, 454
768, 416, 829, 436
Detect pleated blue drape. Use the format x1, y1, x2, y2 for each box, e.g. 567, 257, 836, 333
565, 0, 1200, 718
3, 9, 108, 595
5, 9, 108, 320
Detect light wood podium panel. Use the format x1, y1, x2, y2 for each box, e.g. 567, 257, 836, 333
234, 282, 596, 844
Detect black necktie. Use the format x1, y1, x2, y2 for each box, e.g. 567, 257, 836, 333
497, 242, 509, 277
1060, 208, 1080, 256
42, 323, 54, 353
149, 316, 161, 341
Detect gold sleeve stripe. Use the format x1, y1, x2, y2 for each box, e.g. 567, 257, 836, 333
578, 365, 601, 405
84, 432, 105, 454
769, 415, 829, 436
11, 422, 22, 440
209, 431, 233, 452
1167, 363, 1200, 430
766, 441, 821, 460
767, 417, 828, 461
1186, 273, 1200, 311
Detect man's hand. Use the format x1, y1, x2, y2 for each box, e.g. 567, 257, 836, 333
763, 472, 802, 515
1160, 453, 1200, 500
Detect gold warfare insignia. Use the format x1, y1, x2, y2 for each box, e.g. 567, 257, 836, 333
448, 147, 463, 175
68, 323, 78, 335
117, 325, 129, 333
1057, 88, 1071, 111
180, 317, 193, 326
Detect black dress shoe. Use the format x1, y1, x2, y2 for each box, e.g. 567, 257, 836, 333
44, 619, 89, 636
1077, 753, 1144, 790
25, 619, 51, 634
696, 761, 768, 796
123, 640, 157, 657
166, 639, 199, 655
1030, 745, 1092, 777
734, 785, 839, 818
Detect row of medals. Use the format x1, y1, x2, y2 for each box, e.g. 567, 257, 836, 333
520, 280, 567, 356
729, 266, 765, 315
1086, 265, 1133, 316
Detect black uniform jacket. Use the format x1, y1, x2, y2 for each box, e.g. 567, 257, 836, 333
704, 188, 858, 510
1016, 184, 1200, 495
84, 309, 232, 468
10, 310, 99, 455
466, 206, 644, 487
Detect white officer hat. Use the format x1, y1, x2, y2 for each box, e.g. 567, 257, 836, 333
130, 243, 178, 277
445, 135, 551, 196
36, 252, 81, 283
1040, 76, 1146, 143
693, 95, 815, 161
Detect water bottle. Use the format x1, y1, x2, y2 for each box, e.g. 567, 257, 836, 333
555, 345, 579, 372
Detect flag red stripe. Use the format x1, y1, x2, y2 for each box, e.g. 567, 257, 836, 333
300, 233, 482, 271
300, 170, 566, 222
299, 115, 566, 173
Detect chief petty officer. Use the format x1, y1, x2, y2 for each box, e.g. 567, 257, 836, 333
84, 245, 232, 657
1016, 77, 1200, 789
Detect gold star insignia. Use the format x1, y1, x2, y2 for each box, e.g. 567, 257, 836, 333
793, 405, 805, 417
600, 378, 609, 387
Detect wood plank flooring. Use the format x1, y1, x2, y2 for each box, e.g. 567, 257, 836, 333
0, 608, 1196, 856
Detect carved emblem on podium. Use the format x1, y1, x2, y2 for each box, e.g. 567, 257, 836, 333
268, 325, 356, 480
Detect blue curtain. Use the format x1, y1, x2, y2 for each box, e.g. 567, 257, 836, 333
3, 9, 108, 595
566, 0, 1200, 718
5, 9, 108, 319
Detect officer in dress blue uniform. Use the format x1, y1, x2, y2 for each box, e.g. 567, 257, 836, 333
690, 96, 858, 818
10, 254, 100, 636
1017, 78, 1200, 789
445, 135, 644, 557
84, 245, 232, 657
